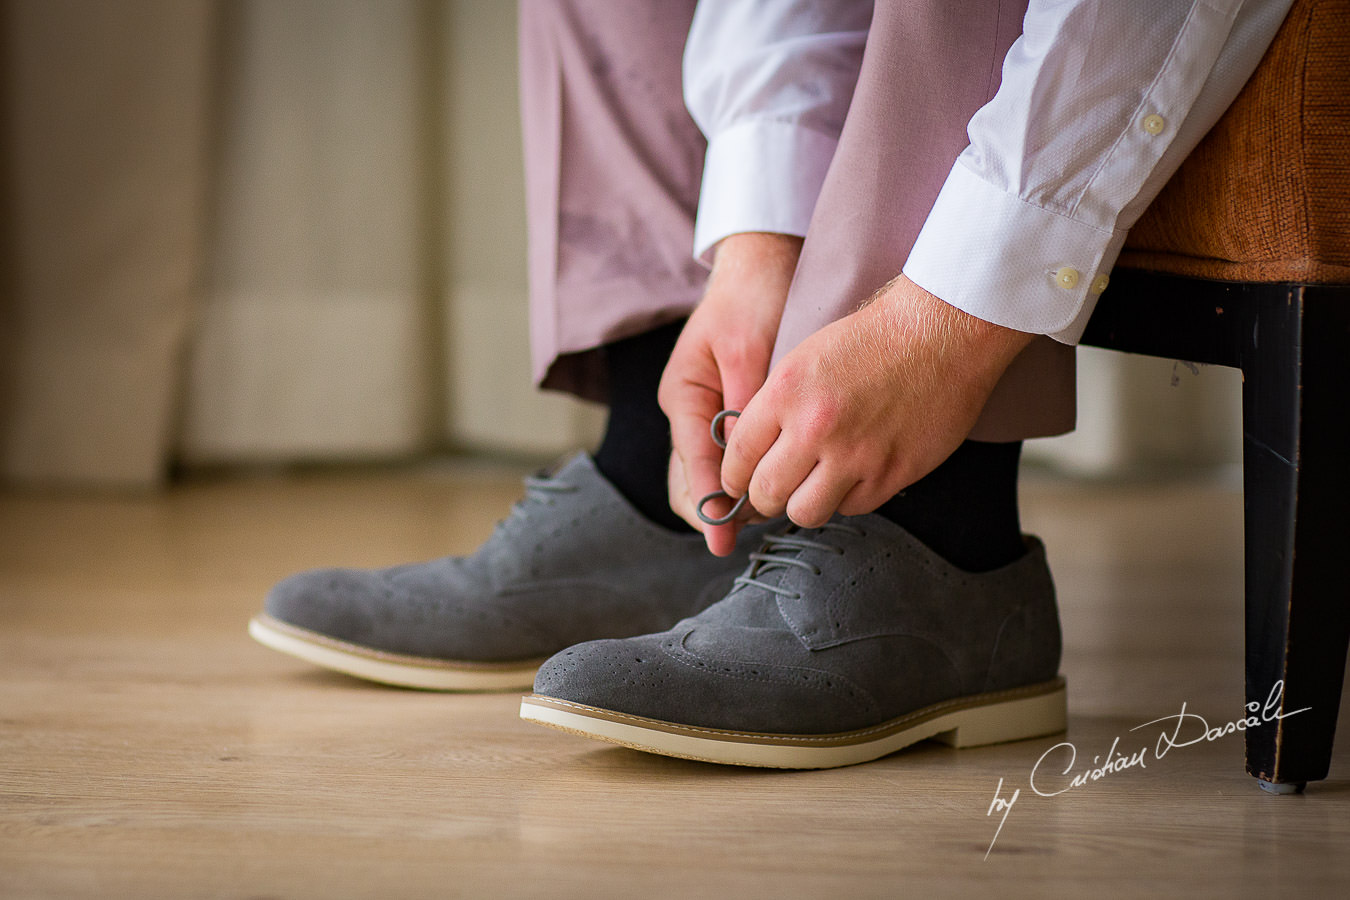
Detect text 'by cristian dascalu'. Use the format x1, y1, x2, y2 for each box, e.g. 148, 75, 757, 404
982, 680, 1309, 859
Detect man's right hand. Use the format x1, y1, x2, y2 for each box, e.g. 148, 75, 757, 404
658, 231, 802, 556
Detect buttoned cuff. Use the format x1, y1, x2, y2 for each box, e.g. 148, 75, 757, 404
692, 119, 838, 266
902, 162, 1128, 344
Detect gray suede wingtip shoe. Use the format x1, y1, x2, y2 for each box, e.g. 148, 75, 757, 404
520, 514, 1066, 768
250, 453, 771, 691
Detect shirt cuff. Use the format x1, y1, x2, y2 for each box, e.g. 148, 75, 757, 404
692, 119, 839, 266
902, 161, 1129, 344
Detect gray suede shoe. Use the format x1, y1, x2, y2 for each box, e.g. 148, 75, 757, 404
249, 454, 769, 691
521, 515, 1066, 768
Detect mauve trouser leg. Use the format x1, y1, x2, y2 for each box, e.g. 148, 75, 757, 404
521, 0, 1075, 440
518, 0, 705, 404
776, 0, 1076, 441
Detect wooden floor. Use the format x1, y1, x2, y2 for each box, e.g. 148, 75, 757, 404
2, 460, 1348, 898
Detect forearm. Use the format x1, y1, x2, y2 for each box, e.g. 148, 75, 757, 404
706, 232, 803, 311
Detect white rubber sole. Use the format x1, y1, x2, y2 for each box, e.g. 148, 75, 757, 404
520, 678, 1067, 769
248, 614, 543, 691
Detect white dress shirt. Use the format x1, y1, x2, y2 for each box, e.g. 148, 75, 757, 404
683, 0, 871, 265
684, 0, 1293, 344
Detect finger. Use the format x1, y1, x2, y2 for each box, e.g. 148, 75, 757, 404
696, 495, 745, 557
669, 448, 744, 557
713, 347, 770, 444
835, 478, 896, 519
665, 384, 723, 466
785, 465, 859, 529
720, 394, 781, 499
667, 451, 700, 531
673, 411, 747, 557
744, 436, 818, 520
667, 403, 726, 513
659, 343, 724, 474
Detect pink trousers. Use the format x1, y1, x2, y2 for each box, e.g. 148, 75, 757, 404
518, 0, 1076, 441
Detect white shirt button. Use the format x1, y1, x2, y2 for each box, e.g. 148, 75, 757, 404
1054, 266, 1081, 290
1142, 113, 1166, 135
1090, 274, 1110, 295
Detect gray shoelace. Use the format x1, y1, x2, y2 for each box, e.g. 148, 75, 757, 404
499, 474, 576, 533
696, 409, 751, 526
733, 522, 866, 600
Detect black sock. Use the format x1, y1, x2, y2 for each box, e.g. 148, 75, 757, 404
872, 440, 1025, 572
592, 320, 693, 533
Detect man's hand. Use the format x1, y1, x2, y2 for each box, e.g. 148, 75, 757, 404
659, 232, 802, 556
720, 273, 1034, 528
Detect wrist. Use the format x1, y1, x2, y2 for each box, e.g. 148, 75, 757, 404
709, 232, 803, 293
695, 233, 802, 343
869, 274, 1034, 380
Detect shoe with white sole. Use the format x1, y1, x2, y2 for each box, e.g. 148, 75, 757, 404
521, 515, 1065, 768
250, 453, 770, 691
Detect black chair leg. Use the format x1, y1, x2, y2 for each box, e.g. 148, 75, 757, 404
1083, 273, 1350, 790
1241, 284, 1350, 789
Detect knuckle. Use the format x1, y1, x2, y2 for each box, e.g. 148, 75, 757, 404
797, 399, 840, 443
748, 479, 786, 517
656, 381, 676, 411
771, 354, 806, 385
786, 496, 828, 529
719, 455, 747, 494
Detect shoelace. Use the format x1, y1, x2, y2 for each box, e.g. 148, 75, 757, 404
498, 474, 577, 532
733, 522, 865, 600
697, 409, 750, 526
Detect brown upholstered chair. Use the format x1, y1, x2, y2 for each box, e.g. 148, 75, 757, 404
1081, 0, 1349, 792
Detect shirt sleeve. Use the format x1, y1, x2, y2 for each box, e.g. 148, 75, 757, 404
902, 0, 1294, 344
683, 0, 873, 265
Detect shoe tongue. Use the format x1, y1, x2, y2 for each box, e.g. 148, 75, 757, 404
693, 529, 816, 630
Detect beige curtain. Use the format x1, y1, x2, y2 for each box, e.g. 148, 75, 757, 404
180, 0, 430, 464
0, 0, 1231, 490
1, 0, 213, 488
174, 0, 604, 468
1, 0, 600, 490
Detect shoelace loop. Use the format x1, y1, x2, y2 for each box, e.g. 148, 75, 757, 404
696, 410, 749, 526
